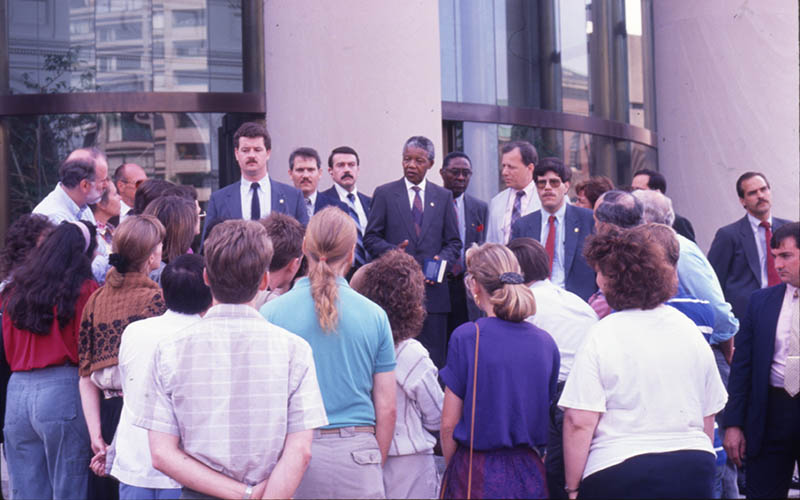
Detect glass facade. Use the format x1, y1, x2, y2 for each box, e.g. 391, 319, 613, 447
440, 0, 657, 197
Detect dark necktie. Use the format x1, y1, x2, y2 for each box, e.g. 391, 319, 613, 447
411, 186, 423, 237
452, 199, 464, 275
347, 193, 367, 267
545, 215, 557, 273
510, 190, 525, 228
761, 220, 780, 286
250, 182, 260, 220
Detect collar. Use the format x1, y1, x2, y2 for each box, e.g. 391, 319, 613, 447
293, 276, 349, 290
404, 177, 427, 193
545, 199, 568, 220
205, 302, 263, 319
529, 279, 555, 291
516, 179, 536, 200
56, 182, 86, 218
334, 183, 358, 200
786, 283, 798, 299
747, 212, 772, 230
241, 176, 270, 191
161, 309, 202, 322
307, 190, 318, 206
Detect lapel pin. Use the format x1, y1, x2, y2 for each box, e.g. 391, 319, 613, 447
574, 227, 579, 232
279, 199, 284, 204
430, 202, 435, 207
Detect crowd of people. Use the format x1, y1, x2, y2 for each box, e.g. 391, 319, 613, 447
0, 121, 797, 500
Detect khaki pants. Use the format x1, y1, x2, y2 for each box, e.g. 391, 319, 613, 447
383, 453, 440, 499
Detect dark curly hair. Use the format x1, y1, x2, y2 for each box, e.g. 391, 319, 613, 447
350, 249, 426, 344
583, 227, 677, 311
3, 221, 97, 335
0, 214, 55, 282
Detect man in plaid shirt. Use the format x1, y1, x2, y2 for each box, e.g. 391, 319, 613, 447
132, 220, 328, 499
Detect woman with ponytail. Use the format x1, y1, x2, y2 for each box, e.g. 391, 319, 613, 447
2, 221, 98, 499
77, 215, 166, 500
439, 243, 560, 499
261, 207, 397, 499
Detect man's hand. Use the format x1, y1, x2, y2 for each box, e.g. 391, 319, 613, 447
89, 450, 107, 477
425, 255, 440, 285
397, 240, 409, 252
723, 426, 746, 467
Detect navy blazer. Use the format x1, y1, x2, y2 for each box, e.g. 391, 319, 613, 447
510, 204, 597, 301
724, 284, 786, 458
708, 215, 790, 319
364, 178, 462, 313
313, 190, 348, 215
321, 185, 372, 222
463, 193, 488, 250
203, 178, 309, 243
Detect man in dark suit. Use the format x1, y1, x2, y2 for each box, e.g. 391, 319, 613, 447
708, 172, 790, 321
364, 136, 462, 369
632, 168, 696, 241
440, 151, 487, 334
287, 146, 346, 220
322, 146, 372, 275
510, 157, 596, 301
724, 221, 799, 499
203, 122, 307, 243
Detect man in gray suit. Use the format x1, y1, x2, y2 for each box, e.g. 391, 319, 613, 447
708, 172, 790, 321
202, 122, 307, 243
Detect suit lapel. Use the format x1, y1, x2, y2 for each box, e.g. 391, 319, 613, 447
227, 184, 243, 219
270, 179, 288, 214
391, 180, 418, 240
563, 205, 578, 275
738, 216, 762, 284
419, 183, 437, 240
532, 211, 543, 242
464, 195, 476, 246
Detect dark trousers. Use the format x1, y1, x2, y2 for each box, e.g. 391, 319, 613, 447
545, 382, 567, 499
446, 275, 469, 343
744, 387, 800, 499
417, 313, 448, 370
88, 396, 123, 500
579, 450, 715, 499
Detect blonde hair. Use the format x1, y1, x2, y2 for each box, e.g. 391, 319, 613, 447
304, 207, 357, 332
465, 243, 536, 321
112, 215, 165, 273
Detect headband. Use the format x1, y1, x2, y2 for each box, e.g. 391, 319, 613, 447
67, 220, 91, 253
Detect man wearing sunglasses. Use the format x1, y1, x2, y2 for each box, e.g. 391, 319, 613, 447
113, 163, 148, 222
510, 157, 597, 301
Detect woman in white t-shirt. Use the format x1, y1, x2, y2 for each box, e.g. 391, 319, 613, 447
559, 227, 727, 499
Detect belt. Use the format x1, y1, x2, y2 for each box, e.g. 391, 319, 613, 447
318, 425, 375, 435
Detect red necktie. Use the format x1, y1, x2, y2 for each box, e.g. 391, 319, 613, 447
761, 221, 780, 286
545, 215, 556, 274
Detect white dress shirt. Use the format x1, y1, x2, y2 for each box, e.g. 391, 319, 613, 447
502, 180, 536, 243
239, 176, 271, 220
119, 200, 133, 223
454, 194, 467, 256
334, 183, 367, 229
539, 202, 567, 289
770, 284, 799, 387
746, 213, 774, 288
404, 177, 427, 210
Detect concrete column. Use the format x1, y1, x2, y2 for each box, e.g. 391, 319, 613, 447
263, 0, 444, 192
653, 0, 799, 251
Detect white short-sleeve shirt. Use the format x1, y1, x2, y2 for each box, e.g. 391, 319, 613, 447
558, 304, 728, 479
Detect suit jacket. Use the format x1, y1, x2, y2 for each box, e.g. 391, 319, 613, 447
202, 178, 309, 243
510, 204, 597, 301
673, 213, 696, 242
320, 185, 372, 222
486, 187, 541, 244
708, 215, 790, 319
461, 194, 488, 321
313, 190, 348, 215
364, 178, 462, 313
723, 283, 786, 458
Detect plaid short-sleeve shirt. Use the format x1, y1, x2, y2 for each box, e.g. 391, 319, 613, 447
131, 304, 328, 485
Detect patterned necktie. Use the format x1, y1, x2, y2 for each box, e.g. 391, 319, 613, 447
545, 215, 557, 273
761, 221, 780, 286
250, 182, 260, 220
411, 186, 423, 236
305, 198, 314, 220
785, 288, 799, 397
510, 190, 525, 228
347, 193, 367, 267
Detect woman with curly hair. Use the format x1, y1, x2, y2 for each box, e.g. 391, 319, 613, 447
77, 215, 167, 500
0, 213, 55, 287
351, 249, 443, 499
439, 243, 559, 499
261, 207, 396, 499
2, 220, 98, 499
559, 227, 727, 499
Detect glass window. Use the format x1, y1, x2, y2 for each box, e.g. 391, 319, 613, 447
7, 0, 244, 94
5, 111, 253, 222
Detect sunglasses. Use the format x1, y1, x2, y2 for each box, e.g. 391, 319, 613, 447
536, 178, 562, 188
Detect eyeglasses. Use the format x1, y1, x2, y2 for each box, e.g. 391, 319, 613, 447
121, 179, 146, 189
536, 178, 562, 188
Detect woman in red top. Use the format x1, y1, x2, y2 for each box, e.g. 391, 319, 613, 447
2, 220, 99, 500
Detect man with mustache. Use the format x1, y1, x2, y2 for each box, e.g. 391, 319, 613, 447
322, 146, 372, 275
708, 172, 791, 321
364, 136, 461, 370
287, 147, 346, 220
509, 157, 597, 301
203, 122, 307, 243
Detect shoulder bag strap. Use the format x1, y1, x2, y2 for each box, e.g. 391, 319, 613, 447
467, 321, 480, 500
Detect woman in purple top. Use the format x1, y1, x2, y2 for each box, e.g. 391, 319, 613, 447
440, 243, 560, 499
